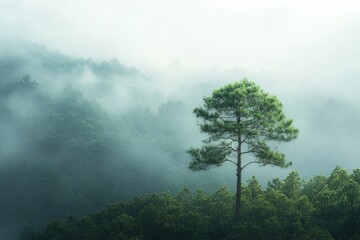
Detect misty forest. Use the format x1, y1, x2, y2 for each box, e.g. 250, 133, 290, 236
0, 42, 358, 240
1, 2, 360, 240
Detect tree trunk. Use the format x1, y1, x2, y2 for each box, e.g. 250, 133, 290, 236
235, 135, 242, 221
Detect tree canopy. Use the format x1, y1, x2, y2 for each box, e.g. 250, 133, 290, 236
24, 167, 360, 240
188, 79, 299, 219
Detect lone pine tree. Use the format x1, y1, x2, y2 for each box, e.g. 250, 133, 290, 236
187, 79, 299, 220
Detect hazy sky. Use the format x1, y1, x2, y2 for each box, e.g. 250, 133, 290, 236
1, 0, 360, 101
1, 1, 359, 69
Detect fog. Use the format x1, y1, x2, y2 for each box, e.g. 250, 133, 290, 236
2, 0, 360, 72
1, 1, 360, 239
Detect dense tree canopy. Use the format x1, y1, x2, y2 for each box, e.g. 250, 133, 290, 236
23, 167, 360, 240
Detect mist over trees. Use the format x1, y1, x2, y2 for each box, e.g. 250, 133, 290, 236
0, 42, 208, 239
0, 42, 359, 239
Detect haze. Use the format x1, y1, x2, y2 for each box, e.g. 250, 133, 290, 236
1, 1, 360, 239
0, 2, 357, 65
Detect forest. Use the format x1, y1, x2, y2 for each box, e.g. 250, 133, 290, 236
0, 43, 359, 240
21, 167, 360, 240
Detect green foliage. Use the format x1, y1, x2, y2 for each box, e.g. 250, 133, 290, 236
27, 167, 360, 240
188, 79, 299, 219
188, 79, 299, 171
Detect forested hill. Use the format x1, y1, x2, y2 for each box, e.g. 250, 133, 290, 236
1, 42, 360, 240
0, 42, 218, 240
22, 167, 360, 240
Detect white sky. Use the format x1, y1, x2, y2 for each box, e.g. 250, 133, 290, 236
1, 0, 360, 99
0, 0, 359, 69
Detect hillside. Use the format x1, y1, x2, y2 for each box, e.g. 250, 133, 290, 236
0, 42, 213, 239
1, 42, 360, 240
